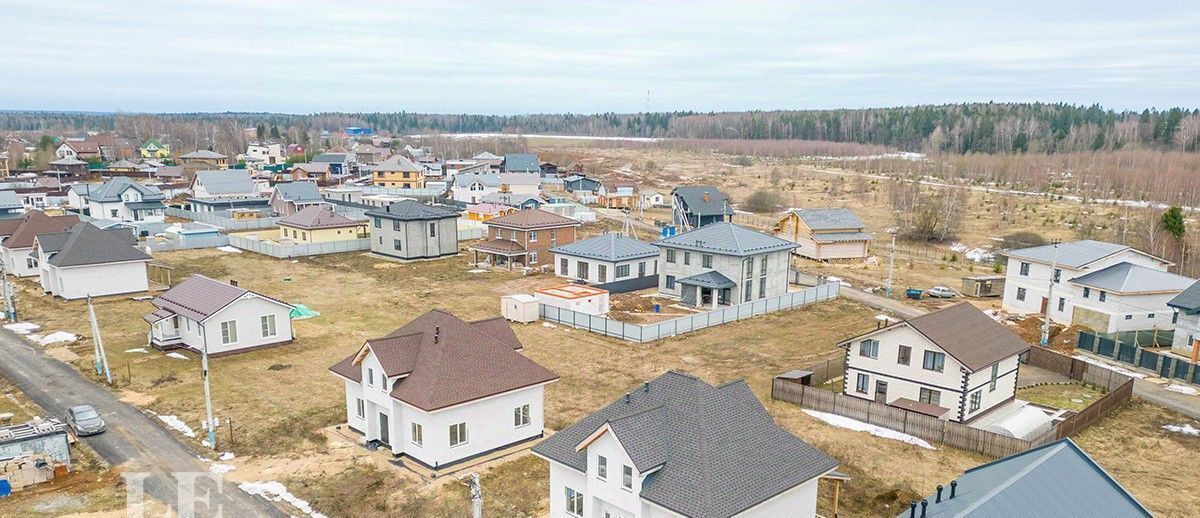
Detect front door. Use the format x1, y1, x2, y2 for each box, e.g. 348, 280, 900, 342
700, 287, 713, 305
378, 412, 390, 445
874, 380, 888, 403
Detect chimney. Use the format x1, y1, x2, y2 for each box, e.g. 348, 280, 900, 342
229, 279, 238, 287
936, 485, 943, 503
702, 191, 711, 202
950, 480, 957, 499
920, 500, 928, 518
643, 382, 649, 393
624, 393, 631, 404
908, 502, 917, 518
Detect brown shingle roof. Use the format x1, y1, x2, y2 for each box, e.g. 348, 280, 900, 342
485, 208, 579, 230
147, 274, 290, 323
904, 302, 1030, 372
329, 310, 558, 412
2, 211, 80, 249
277, 205, 362, 230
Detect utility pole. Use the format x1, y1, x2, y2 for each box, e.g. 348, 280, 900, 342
1040, 240, 1061, 348
201, 328, 217, 449
462, 472, 482, 518
886, 228, 897, 298
1, 261, 15, 322
86, 296, 112, 383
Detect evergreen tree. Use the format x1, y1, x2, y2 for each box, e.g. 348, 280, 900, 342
1162, 206, 1186, 239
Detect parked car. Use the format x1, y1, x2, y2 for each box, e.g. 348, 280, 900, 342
65, 405, 106, 436
927, 286, 957, 298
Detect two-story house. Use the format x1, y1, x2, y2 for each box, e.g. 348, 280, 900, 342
34, 223, 152, 300
139, 137, 171, 159
1, 211, 81, 277
1000, 240, 1173, 326
312, 153, 355, 176
187, 170, 268, 213
451, 173, 541, 204
329, 309, 559, 469
597, 182, 637, 209
841, 303, 1030, 423
55, 140, 102, 161
268, 182, 324, 216
1167, 280, 1200, 361
366, 200, 460, 260
1063, 262, 1193, 334
533, 371, 840, 518
369, 155, 425, 189
143, 274, 294, 357
178, 149, 229, 169
773, 208, 872, 261
468, 209, 580, 270
246, 142, 284, 166
502, 153, 540, 174
551, 233, 660, 287
671, 186, 733, 231
80, 177, 166, 223
654, 222, 796, 308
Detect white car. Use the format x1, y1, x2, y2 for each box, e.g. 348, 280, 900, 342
927, 286, 956, 298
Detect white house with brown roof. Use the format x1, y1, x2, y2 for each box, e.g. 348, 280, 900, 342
841, 303, 1030, 424
143, 275, 294, 357
1, 211, 81, 277
329, 309, 559, 469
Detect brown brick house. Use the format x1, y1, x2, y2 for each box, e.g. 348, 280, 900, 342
469, 209, 580, 270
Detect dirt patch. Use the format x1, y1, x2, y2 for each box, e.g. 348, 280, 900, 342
118, 390, 157, 407
45, 347, 81, 362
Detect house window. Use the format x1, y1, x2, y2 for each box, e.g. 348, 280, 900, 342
597, 264, 607, 282
428, 222, 437, 237
855, 373, 869, 394
666, 249, 676, 263
922, 351, 945, 372
683, 251, 690, 265
1148, 313, 1155, 319
597, 455, 607, 479
513, 404, 530, 427
530, 251, 538, 263
511, 229, 518, 240
565, 487, 584, 516
367, 368, 374, 387
759, 277, 766, 298
990, 363, 999, 392
110, 209, 119, 218
1173, 311, 1179, 324
859, 339, 879, 358
392, 219, 401, 231
260, 315, 277, 338
411, 422, 423, 446
638, 262, 646, 277
898, 345, 911, 366
702, 254, 712, 268
220, 321, 238, 345
26, 257, 36, 269
744, 280, 753, 302
1019, 262, 1030, 276
744, 258, 754, 279
373, 216, 382, 227
393, 239, 402, 251
622, 465, 633, 490
560, 258, 568, 273
615, 264, 630, 278
969, 391, 982, 412
1057, 297, 1065, 312
1099, 291, 1107, 302
760, 254, 767, 272
1124, 314, 1132, 320
1016, 287, 1026, 301
529, 230, 537, 242
355, 398, 364, 418
919, 388, 941, 406
449, 422, 468, 447
1083, 287, 1091, 298
665, 275, 676, 290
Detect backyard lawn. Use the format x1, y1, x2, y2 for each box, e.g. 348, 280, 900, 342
1017, 382, 1107, 412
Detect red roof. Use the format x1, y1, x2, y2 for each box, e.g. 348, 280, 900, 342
3, 211, 80, 249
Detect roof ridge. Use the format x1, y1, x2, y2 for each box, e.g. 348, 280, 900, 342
955, 441, 1065, 515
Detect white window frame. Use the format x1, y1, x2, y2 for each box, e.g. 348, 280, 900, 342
597, 455, 607, 480
220, 320, 238, 345
565, 487, 584, 516
622, 465, 633, 491
449, 422, 468, 447
513, 404, 530, 428
411, 422, 423, 446
355, 398, 364, 418
260, 314, 277, 338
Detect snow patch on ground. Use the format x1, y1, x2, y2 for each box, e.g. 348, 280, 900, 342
4, 322, 40, 334
467, 269, 488, 273
949, 242, 995, 263
802, 409, 935, 450
31, 331, 78, 346
238, 481, 327, 518
156, 414, 196, 438
1165, 384, 1199, 396
209, 463, 236, 475
125, 348, 149, 353
166, 352, 189, 360
542, 322, 557, 328
1071, 355, 1146, 379
1163, 423, 1200, 437
217, 246, 242, 253
219, 452, 236, 461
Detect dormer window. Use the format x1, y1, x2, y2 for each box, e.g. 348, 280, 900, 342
622, 465, 633, 490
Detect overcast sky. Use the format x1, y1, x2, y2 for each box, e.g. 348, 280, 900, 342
4, 1, 1197, 114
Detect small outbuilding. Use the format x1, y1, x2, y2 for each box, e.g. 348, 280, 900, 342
534, 284, 609, 316
962, 274, 1005, 297
501, 293, 540, 323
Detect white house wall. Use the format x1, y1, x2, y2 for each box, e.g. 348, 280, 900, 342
48, 261, 149, 300
845, 325, 971, 421
548, 460, 589, 518
553, 255, 658, 284
197, 295, 293, 355
4, 247, 39, 277
658, 248, 791, 303
1002, 251, 1169, 317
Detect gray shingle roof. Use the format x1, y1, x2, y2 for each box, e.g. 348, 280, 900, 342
365, 199, 459, 221
193, 170, 256, 196
41, 223, 151, 267
550, 233, 659, 262
811, 231, 873, 243
1001, 240, 1162, 269
83, 177, 164, 203
677, 270, 736, 289
311, 153, 349, 163
1069, 261, 1194, 294
791, 208, 866, 230
906, 438, 1151, 518
532, 371, 838, 518
503, 153, 540, 173
672, 186, 733, 217
655, 222, 797, 256
0, 190, 21, 210
179, 149, 227, 159
1168, 279, 1200, 311
272, 182, 322, 203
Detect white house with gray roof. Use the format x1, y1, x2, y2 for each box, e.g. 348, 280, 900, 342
451, 173, 541, 204
34, 223, 152, 300
366, 200, 460, 260
551, 233, 659, 287
1000, 240, 1175, 329
774, 208, 872, 260
190, 170, 259, 199
1062, 262, 1193, 334
76, 177, 166, 223
532, 371, 839, 518
1167, 280, 1200, 358
654, 222, 797, 308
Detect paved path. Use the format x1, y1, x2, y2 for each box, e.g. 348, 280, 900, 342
0, 328, 284, 517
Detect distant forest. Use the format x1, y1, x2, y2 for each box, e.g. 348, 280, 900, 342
2, 102, 1199, 154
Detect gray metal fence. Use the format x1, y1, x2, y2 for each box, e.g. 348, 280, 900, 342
540, 283, 840, 343
166, 207, 281, 231
144, 234, 231, 252
226, 234, 371, 258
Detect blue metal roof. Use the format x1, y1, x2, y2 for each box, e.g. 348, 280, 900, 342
655, 222, 797, 256
1069, 261, 1193, 294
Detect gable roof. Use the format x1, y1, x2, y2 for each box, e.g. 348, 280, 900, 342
907, 438, 1151, 518
271, 182, 322, 203
40, 223, 151, 267
140, 137, 166, 150
364, 199, 458, 221
464, 203, 512, 215
179, 149, 227, 160
329, 310, 559, 411
1069, 261, 1194, 294
472, 151, 501, 160
278, 205, 362, 230
551, 233, 659, 262
677, 270, 736, 289
62, 140, 100, 154
0, 190, 21, 210
485, 208, 579, 230
654, 222, 797, 256
147, 274, 290, 323
49, 157, 87, 166
533, 371, 838, 518
192, 170, 257, 196
888, 303, 1029, 372
311, 153, 349, 163
370, 154, 421, 172
2, 211, 80, 249
290, 163, 330, 174
503, 153, 540, 173
672, 186, 733, 216
1001, 240, 1168, 269
790, 208, 866, 230
83, 176, 164, 202
1168, 279, 1200, 311
106, 159, 140, 170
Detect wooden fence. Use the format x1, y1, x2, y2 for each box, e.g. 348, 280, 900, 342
772, 379, 1051, 459
1025, 346, 1133, 392
1054, 378, 1134, 439
801, 356, 846, 386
